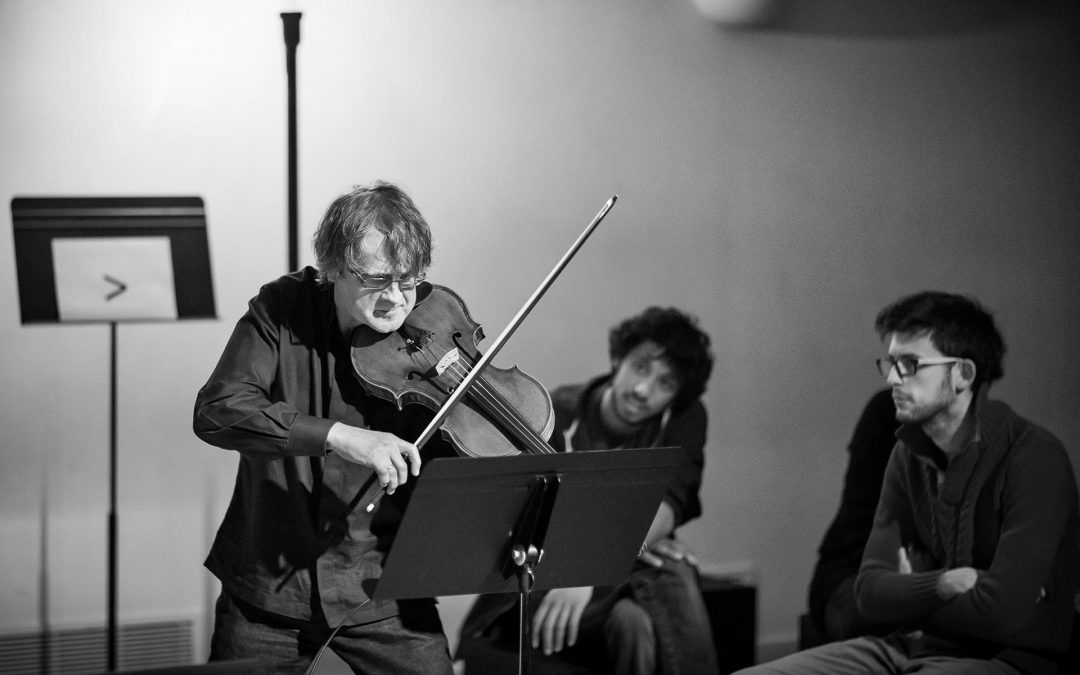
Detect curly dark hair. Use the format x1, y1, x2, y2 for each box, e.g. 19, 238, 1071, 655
608, 307, 714, 413
874, 291, 1006, 392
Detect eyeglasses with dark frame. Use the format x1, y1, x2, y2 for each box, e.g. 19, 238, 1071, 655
347, 269, 426, 292
876, 356, 960, 379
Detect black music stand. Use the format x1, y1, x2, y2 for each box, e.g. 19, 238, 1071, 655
373, 448, 683, 675
11, 196, 215, 672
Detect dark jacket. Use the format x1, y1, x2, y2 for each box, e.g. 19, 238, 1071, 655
193, 268, 452, 625
807, 388, 897, 638
549, 375, 706, 526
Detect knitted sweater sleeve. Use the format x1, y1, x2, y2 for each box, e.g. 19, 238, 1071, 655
854, 446, 946, 624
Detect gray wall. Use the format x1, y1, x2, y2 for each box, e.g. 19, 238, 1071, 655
2, 0, 1077, 659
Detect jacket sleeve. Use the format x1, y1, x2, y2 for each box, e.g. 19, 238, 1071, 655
809, 389, 897, 629
854, 447, 947, 623
920, 432, 1077, 642
661, 402, 707, 527
192, 283, 333, 458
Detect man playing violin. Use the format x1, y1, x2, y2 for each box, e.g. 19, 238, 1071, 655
462, 306, 719, 674
193, 181, 456, 673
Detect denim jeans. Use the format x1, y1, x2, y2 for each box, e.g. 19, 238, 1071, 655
209, 590, 454, 674
572, 557, 719, 675
732, 633, 1022, 675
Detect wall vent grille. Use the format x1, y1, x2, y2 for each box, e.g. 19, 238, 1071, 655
0, 620, 194, 674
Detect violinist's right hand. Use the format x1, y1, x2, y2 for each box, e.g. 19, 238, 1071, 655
325, 422, 420, 495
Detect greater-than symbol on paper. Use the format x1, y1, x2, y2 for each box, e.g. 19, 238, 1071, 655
104, 275, 127, 301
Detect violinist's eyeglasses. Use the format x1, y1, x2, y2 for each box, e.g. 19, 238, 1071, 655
348, 270, 426, 291
876, 356, 959, 379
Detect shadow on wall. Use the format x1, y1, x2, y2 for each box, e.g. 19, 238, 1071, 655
693, 0, 1077, 37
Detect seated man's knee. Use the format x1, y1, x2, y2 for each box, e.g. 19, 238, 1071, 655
606, 597, 654, 645
605, 599, 656, 671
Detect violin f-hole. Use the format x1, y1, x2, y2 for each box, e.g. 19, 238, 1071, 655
451, 332, 471, 358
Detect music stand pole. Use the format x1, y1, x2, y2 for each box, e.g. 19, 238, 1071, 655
508, 474, 559, 675
107, 321, 118, 671
516, 548, 538, 675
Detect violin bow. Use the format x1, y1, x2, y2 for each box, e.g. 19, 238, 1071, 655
365, 194, 617, 512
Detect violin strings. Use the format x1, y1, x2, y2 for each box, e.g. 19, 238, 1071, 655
443, 360, 554, 455
445, 362, 551, 454
466, 369, 554, 454
407, 340, 553, 455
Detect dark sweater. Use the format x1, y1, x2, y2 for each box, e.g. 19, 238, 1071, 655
854, 396, 1079, 674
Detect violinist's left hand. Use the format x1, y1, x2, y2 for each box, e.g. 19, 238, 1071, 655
639, 536, 699, 568
531, 586, 593, 655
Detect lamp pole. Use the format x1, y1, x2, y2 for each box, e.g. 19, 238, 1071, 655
282, 12, 302, 272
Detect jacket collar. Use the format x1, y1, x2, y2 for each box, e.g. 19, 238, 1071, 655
895, 388, 992, 467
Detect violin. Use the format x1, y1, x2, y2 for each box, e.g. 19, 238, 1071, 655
349, 282, 556, 457
349, 195, 616, 510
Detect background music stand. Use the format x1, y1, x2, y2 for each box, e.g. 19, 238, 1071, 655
373, 448, 683, 675
11, 196, 216, 672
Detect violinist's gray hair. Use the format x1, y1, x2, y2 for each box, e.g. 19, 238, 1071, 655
313, 180, 433, 280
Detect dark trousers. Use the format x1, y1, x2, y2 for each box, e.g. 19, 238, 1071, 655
209, 590, 454, 674
575, 558, 719, 675
732, 633, 1022, 675
476, 558, 719, 675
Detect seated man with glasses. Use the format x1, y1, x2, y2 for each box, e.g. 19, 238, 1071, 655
193, 181, 457, 673
460, 306, 719, 674
736, 290, 1079, 675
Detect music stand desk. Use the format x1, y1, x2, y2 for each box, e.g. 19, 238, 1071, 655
374, 448, 682, 674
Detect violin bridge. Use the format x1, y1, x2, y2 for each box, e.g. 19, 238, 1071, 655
434, 348, 460, 376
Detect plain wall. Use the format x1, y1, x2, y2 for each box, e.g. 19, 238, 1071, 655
2, 0, 1078, 662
